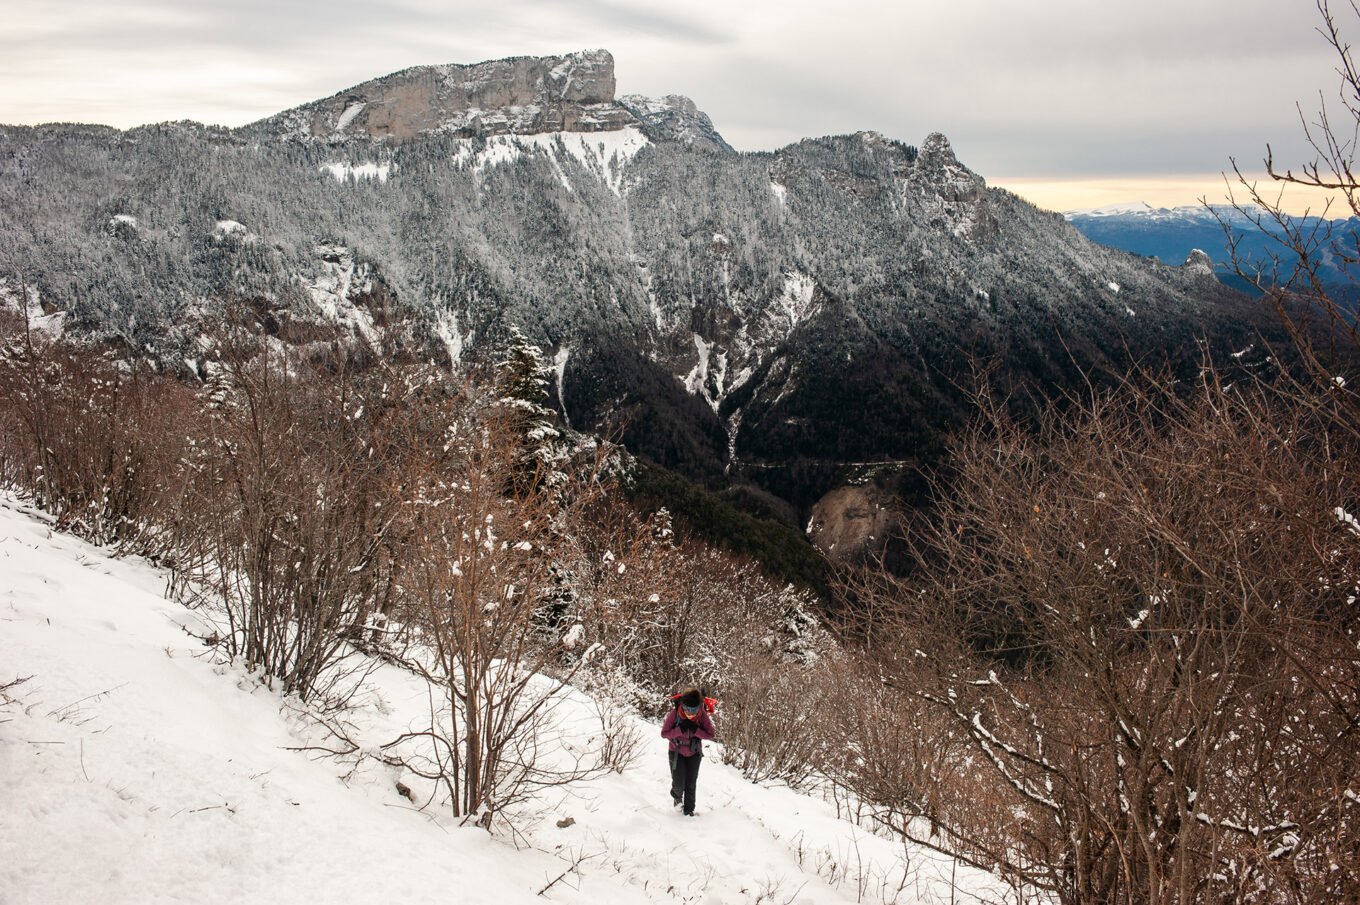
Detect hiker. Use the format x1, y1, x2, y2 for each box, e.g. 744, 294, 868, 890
661, 687, 715, 816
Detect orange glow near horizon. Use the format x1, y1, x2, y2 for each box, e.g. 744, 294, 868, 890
993, 174, 1345, 218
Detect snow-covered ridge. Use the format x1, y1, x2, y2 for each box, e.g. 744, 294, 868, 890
1065, 201, 1162, 218
908, 132, 995, 240
1064, 201, 1264, 222
617, 94, 734, 153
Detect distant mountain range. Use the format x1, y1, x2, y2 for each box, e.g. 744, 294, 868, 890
1065, 201, 1360, 295
0, 50, 1275, 545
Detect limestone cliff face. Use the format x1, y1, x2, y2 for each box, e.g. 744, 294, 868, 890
258, 49, 638, 142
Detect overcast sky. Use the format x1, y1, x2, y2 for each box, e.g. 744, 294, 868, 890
5, 0, 1345, 211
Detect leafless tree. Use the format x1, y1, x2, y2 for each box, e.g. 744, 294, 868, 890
168, 324, 404, 702
840, 366, 1360, 904
379, 376, 615, 828
1225, 0, 1360, 408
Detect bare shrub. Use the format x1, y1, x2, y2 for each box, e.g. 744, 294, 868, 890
168, 326, 404, 701
818, 657, 965, 839
843, 366, 1360, 905
591, 692, 645, 774
0, 302, 197, 550
715, 635, 842, 787
0, 675, 33, 725
1225, 1, 1360, 388
378, 362, 617, 827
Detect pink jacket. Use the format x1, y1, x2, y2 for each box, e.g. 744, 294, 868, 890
661, 707, 715, 758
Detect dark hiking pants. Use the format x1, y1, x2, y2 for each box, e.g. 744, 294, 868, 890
669, 750, 701, 815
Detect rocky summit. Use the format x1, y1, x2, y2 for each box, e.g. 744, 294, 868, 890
253, 49, 724, 148
258, 49, 623, 140
0, 50, 1271, 530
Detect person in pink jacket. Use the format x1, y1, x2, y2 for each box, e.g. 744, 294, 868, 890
661, 687, 716, 816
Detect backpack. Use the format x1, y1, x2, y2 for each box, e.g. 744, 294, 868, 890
670, 690, 717, 715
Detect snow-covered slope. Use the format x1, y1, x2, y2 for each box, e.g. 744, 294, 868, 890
0, 497, 1004, 905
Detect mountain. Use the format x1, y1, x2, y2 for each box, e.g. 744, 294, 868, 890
0, 51, 1271, 529
1066, 201, 1360, 294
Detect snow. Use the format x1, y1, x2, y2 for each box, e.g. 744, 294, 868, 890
451, 127, 650, 196
553, 345, 572, 428
1336, 506, 1360, 537
729, 271, 821, 386
1107, 281, 1121, 293
110, 214, 138, 228
679, 333, 736, 413
334, 102, 367, 132
549, 60, 575, 84
0, 278, 66, 337
0, 496, 1007, 904
645, 287, 665, 332
212, 219, 258, 243
725, 407, 743, 468
770, 271, 818, 335
320, 162, 394, 183
303, 245, 378, 343
682, 332, 714, 399
435, 306, 466, 366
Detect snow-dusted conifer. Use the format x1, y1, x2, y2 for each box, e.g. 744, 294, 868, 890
495, 324, 564, 492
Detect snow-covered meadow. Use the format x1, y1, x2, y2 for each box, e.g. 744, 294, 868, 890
0, 497, 1002, 905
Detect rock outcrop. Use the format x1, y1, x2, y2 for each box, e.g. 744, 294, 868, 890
910, 132, 997, 241
807, 485, 895, 562
257, 49, 643, 142
618, 94, 734, 154
1184, 248, 1216, 276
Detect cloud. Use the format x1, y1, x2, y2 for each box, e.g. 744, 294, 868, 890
532, 0, 730, 44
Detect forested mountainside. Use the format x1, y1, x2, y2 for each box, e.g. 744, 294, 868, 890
0, 50, 1270, 523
